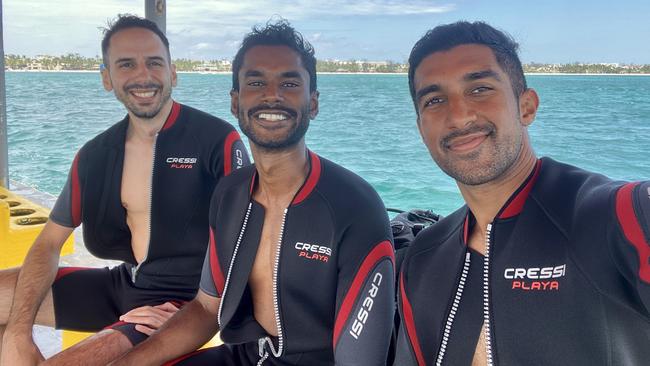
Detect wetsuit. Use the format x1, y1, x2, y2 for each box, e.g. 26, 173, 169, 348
396, 158, 650, 365
49, 101, 250, 344
174, 151, 395, 365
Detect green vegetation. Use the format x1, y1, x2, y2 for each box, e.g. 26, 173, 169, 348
4, 54, 650, 74
5, 54, 102, 70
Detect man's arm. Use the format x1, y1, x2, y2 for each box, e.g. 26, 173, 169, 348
333, 235, 395, 365
1, 221, 73, 365
109, 290, 220, 366
614, 181, 650, 310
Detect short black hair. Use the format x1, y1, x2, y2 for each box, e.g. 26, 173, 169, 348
101, 14, 170, 66
408, 21, 527, 111
232, 19, 317, 92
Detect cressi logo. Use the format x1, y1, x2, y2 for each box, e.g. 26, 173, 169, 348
234, 149, 245, 169
504, 264, 566, 291
350, 272, 383, 339
295, 242, 332, 263
166, 157, 197, 169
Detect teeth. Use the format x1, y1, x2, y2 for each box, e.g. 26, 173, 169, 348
133, 91, 155, 98
258, 113, 288, 121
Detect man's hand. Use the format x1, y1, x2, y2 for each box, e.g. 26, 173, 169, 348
0, 333, 45, 366
119, 302, 180, 335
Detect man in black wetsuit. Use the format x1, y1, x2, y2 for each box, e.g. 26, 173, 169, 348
113, 20, 395, 366
0, 15, 249, 366
395, 21, 650, 365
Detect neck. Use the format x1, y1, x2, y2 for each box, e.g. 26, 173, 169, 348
251, 140, 310, 207
459, 145, 537, 232
126, 99, 174, 142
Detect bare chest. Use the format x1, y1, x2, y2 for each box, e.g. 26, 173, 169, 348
121, 140, 154, 262
248, 206, 287, 336
471, 324, 488, 366
120, 142, 153, 214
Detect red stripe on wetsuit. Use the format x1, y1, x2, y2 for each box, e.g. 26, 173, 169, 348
616, 182, 650, 283
209, 227, 226, 296
333, 240, 394, 349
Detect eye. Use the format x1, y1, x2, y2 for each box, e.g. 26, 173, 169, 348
117, 62, 134, 69
282, 81, 300, 88
423, 96, 444, 107
148, 60, 164, 67
247, 80, 264, 87
471, 86, 492, 94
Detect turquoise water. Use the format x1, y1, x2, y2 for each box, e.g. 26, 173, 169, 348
5, 72, 650, 215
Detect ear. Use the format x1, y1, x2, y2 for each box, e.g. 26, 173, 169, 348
171, 63, 178, 87
519, 88, 539, 127
101, 67, 113, 91
230, 90, 239, 118
309, 90, 320, 119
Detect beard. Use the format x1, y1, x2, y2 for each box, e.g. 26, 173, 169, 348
115, 82, 172, 119
433, 122, 523, 186
238, 102, 310, 151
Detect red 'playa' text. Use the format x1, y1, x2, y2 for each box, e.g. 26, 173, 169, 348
167, 157, 197, 169
504, 264, 566, 291
295, 242, 331, 263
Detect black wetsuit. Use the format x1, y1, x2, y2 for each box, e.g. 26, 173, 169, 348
49, 101, 250, 344
396, 158, 650, 365
173, 151, 395, 365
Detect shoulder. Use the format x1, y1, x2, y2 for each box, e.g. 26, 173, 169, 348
405, 206, 467, 260
76, 117, 128, 163
211, 164, 255, 202
531, 158, 624, 230
177, 103, 238, 135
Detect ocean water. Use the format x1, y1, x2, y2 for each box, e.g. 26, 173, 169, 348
5, 72, 650, 215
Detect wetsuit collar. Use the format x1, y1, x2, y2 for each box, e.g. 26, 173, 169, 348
462, 159, 542, 244
160, 100, 182, 131
249, 150, 322, 207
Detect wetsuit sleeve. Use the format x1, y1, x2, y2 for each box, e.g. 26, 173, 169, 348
199, 242, 218, 297
215, 130, 250, 178
199, 188, 226, 298
49, 152, 82, 228
333, 215, 395, 365
614, 181, 650, 309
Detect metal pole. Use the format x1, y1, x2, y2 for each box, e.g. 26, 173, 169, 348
0, 0, 9, 188
145, 0, 166, 34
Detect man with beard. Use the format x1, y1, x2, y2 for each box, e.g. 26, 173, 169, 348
111, 20, 395, 366
0, 15, 249, 365
395, 21, 650, 365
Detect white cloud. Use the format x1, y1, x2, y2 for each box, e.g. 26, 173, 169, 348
3, 0, 455, 59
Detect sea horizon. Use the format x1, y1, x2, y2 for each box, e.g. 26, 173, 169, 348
4, 72, 649, 216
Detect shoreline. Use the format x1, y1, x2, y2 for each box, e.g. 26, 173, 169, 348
5, 69, 650, 76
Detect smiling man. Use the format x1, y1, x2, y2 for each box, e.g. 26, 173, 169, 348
395, 21, 650, 365
112, 20, 395, 366
0, 15, 249, 365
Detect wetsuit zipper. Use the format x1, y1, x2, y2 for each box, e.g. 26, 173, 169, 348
434, 223, 496, 365
483, 223, 494, 366
435, 252, 472, 366
131, 132, 158, 283
258, 208, 288, 365
217, 202, 253, 325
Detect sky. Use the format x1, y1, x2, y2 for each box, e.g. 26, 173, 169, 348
3, 0, 650, 64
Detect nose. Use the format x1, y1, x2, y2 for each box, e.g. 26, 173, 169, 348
261, 81, 284, 104
133, 62, 153, 83
446, 95, 477, 129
